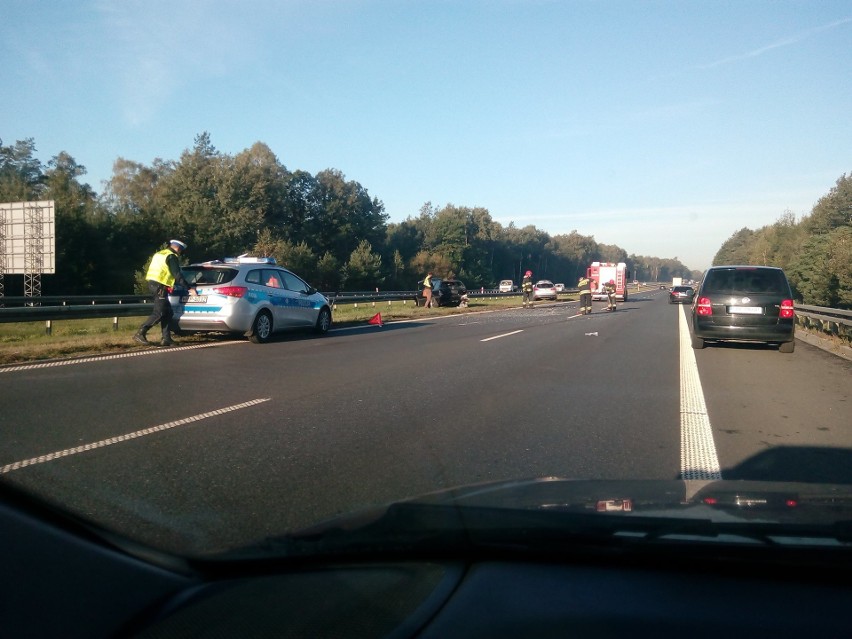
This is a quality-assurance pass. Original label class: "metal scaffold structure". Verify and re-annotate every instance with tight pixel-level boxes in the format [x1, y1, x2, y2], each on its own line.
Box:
[24, 202, 46, 298]
[0, 205, 6, 303]
[0, 201, 56, 304]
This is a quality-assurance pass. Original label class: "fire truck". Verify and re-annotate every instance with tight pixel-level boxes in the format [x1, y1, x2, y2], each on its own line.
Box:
[587, 262, 629, 302]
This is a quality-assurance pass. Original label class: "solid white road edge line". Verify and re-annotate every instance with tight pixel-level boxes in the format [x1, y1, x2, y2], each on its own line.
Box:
[679, 305, 722, 481]
[0, 398, 272, 474]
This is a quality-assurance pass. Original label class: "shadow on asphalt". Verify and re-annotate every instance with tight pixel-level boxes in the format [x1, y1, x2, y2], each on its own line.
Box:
[722, 446, 852, 484]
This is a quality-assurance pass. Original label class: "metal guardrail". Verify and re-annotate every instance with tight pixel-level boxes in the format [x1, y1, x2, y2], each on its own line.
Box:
[0, 295, 150, 305]
[1, 292, 848, 342]
[0, 289, 567, 325]
[794, 304, 852, 341]
[795, 304, 852, 320]
[328, 289, 540, 301]
[0, 296, 154, 333]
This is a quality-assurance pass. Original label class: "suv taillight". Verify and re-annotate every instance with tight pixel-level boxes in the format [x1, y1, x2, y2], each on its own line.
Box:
[215, 286, 248, 298]
[779, 299, 794, 319]
[696, 297, 712, 316]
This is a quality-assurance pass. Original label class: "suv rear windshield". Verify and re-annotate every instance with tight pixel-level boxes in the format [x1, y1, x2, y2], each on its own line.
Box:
[181, 266, 239, 285]
[702, 268, 789, 295]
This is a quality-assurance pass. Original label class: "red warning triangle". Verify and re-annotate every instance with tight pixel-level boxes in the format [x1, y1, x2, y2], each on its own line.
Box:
[368, 312, 383, 327]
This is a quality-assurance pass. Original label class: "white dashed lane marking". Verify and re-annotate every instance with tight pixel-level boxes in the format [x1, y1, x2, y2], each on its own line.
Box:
[0, 398, 271, 474]
[0, 340, 245, 374]
[481, 330, 524, 342]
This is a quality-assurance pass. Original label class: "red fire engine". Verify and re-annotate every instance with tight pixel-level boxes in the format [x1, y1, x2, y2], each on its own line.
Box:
[587, 262, 629, 302]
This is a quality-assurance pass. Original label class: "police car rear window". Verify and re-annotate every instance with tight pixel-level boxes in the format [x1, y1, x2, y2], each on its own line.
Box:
[182, 267, 239, 285]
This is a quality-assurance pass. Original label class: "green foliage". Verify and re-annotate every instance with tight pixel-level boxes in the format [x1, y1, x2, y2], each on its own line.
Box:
[712, 179, 852, 308]
[788, 227, 852, 308]
[712, 227, 755, 266]
[0, 137, 45, 200]
[134, 253, 155, 294]
[343, 240, 384, 290]
[628, 255, 692, 283]
[316, 252, 342, 291]
[805, 174, 852, 235]
[17, 134, 850, 310]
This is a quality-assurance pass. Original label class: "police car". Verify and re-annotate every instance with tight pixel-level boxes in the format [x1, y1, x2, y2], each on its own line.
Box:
[168, 256, 332, 343]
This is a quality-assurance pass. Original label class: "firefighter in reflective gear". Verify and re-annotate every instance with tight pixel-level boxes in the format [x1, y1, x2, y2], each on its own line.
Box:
[578, 275, 592, 315]
[134, 240, 196, 347]
[521, 270, 534, 308]
[604, 279, 617, 311]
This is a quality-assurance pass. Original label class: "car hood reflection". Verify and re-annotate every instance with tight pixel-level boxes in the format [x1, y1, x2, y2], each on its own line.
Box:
[221, 478, 852, 560]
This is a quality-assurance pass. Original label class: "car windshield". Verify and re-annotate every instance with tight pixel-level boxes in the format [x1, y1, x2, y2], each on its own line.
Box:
[1, 2, 851, 572]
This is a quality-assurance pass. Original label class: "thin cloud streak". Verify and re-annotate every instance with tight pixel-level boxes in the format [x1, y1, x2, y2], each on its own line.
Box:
[698, 16, 852, 70]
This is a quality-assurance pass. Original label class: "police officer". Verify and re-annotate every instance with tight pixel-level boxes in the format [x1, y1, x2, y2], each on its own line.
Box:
[578, 274, 592, 315]
[522, 270, 534, 308]
[134, 240, 197, 346]
[604, 279, 617, 312]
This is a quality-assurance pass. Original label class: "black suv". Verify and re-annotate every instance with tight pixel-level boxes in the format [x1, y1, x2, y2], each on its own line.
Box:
[418, 278, 467, 307]
[691, 266, 795, 353]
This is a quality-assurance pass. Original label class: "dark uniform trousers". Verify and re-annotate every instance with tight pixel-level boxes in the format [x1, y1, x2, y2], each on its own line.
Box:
[140, 281, 174, 340]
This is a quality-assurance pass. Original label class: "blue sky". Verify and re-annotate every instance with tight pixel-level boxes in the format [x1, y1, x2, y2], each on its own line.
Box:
[2, 1, 850, 270]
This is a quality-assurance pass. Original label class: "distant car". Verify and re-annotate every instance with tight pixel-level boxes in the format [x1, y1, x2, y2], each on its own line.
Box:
[498, 279, 514, 293]
[554, 283, 565, 292]
[668, 285, 695, 304]
[418, 278, 467, 307]
[691, 265, 795, 353]
[169, 256, 332, 343]
[533, 280, 557, 301]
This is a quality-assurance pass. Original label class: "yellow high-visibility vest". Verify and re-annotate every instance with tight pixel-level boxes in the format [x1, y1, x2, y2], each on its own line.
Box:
[146, 249, 176, 287]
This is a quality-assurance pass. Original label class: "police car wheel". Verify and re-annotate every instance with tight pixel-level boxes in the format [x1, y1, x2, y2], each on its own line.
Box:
[250, 310, 273, 344]
[315, 307, 332, 334]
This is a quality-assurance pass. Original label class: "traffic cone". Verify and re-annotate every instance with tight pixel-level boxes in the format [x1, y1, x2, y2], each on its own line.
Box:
[368, 312, 383, 327]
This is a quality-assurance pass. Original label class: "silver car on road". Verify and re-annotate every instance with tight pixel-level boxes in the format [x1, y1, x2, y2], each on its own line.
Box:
[169, 256, 332, 343]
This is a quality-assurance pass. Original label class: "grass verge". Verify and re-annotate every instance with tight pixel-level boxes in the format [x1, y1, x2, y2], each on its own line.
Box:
[0, 295, 556, 366]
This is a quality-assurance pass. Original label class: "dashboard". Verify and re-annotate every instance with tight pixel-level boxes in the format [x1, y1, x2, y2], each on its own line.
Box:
[3, 484, 850, 638]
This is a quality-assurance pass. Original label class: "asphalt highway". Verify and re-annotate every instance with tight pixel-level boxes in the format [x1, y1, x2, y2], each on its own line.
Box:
[1, 289, 850, 554]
